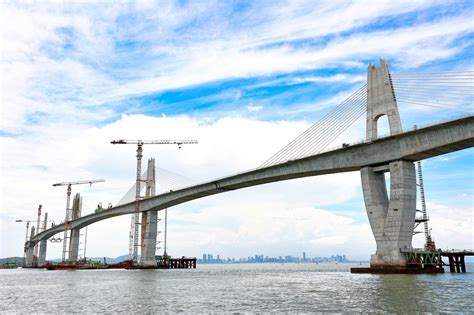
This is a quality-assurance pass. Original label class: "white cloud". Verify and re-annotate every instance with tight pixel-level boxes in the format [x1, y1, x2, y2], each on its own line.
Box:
[1, 1, 472, 133]
[246, 105, 264, 112]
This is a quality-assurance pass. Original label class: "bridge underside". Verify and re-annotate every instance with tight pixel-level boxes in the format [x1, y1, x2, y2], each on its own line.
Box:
[29, 116, 474, 261]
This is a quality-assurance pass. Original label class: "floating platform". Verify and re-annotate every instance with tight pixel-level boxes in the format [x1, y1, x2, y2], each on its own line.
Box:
[126, 257, 197, 269]
[352, 250, 444, 274]
[44, 260, 135, 270]
[351, 267, 444, 274]
[352, 249, 473, 274]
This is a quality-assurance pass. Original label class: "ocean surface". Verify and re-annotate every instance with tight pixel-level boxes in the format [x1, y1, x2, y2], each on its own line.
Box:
[1, 262, 473, 313]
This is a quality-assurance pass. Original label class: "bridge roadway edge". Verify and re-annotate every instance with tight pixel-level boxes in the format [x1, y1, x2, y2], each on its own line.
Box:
[30, 116, 474, 245]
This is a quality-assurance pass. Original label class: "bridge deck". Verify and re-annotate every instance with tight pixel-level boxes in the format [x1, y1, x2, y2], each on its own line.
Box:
[30, 115, 474, 244]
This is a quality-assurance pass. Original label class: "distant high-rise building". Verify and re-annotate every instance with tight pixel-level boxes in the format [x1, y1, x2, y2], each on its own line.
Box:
[303, 252, 306, 261]
[203, 254, 207, 262]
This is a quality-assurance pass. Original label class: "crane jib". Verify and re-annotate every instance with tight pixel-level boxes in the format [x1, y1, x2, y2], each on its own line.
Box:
[52, 179, 106, 187]
[111, 139, 198, 145]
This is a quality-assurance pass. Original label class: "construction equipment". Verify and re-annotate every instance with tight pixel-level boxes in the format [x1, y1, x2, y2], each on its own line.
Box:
[416, 160, 436, 251]
[111, 139, 198, 262]
[52, 179, 105, 262]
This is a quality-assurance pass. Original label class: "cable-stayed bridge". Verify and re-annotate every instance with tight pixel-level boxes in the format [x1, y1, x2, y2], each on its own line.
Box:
[26, 60, 474, 271]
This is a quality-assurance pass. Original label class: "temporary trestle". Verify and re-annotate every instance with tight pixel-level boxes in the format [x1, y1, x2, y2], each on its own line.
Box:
[169, 258, 196, 269]
[445, 254, 467, 273]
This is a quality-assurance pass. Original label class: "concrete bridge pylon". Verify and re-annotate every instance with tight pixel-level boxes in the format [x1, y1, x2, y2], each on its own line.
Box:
[140, 158, 159, 266]
[361, 59, 416, 269]
[38, 212, 48, 266]
[68, 193, 82, 262]
[25, 225, 35, 267]
[366, 59, 402, 142]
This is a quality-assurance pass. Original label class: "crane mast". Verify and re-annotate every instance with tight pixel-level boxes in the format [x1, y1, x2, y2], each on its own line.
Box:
[111, 139, 198, 263]
[53, 179, 105, 262]
[416, 161, 436, 251]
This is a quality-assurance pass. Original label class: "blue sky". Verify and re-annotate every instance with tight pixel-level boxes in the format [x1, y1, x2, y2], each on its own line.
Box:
[0, 1, 472, 260]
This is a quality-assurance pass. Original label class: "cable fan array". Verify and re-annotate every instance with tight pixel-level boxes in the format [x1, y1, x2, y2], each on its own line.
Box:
[391, 71, 474, 113]
[116, 166, 198, 206]
[260, 85, 367, 168]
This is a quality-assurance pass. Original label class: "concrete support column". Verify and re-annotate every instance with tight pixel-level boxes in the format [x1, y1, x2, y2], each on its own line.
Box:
[68, 194, 82, 262]
[141, 211, 159, 266]
[69, 229, 80, 262]
[140, 158, 157, 266]
[38, 239, 48, 266]
[38, 213, 48, 266]
[25, 246, 34, 267]
[361, 160, 416, 268]
[25, 226, 35, 267]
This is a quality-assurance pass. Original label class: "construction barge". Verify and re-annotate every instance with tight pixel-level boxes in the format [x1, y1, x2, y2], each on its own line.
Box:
[44, 256, 197, 270]
[351, 249, 473, 274]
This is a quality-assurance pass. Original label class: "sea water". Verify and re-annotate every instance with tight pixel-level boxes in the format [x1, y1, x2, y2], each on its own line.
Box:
[1, 262, 473, 313]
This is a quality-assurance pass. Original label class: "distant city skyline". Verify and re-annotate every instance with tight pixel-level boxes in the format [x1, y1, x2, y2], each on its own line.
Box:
[200, 252, 350, 264]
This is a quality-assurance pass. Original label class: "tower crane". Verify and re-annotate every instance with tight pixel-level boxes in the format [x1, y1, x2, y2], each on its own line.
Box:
[416, 161, 436, 251]
[111, 139, 198, 262]
[53, 179, 105, 262]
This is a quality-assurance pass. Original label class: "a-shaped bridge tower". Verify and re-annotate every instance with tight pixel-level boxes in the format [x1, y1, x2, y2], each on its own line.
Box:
[361, 60, 416, 268]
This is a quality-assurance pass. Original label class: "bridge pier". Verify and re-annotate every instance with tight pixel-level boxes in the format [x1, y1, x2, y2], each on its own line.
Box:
[68, 194, 82, 262]
[141, 210, 159, 266]
[25, 226, 36, 267]
[140, 158, 158, 266]
[38, 213, 48, 266]
[361, 160, 417, 269]
[38, 239, 48, 266]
